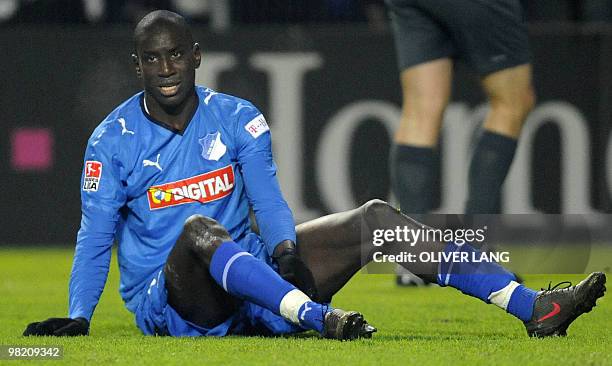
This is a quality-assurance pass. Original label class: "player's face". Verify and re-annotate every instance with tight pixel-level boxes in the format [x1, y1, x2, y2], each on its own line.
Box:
[134, 26, 201, 110]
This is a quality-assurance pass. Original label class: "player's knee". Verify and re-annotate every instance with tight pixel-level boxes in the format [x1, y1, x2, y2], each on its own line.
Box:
[510, 86, 536, 117]
[361, 199, 398, 222]
[522, 87, 536, 114]
[403, 95, 447, 125]
[489, 86, 535, 120]
[182, 214, 232, 259]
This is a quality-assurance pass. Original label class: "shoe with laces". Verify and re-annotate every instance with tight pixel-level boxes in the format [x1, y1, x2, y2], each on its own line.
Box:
[524, 272, 606, 337]
[322, 309, 377, 340]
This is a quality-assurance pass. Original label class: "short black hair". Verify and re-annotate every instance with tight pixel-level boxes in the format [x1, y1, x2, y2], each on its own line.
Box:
[133, 10, 193, 52]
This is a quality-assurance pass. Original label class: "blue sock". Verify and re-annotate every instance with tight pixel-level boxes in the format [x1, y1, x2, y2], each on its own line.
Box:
[437, 242, 536, 321]
[507, 285, 538, 322]
[209, 241, 296, 314]
[209, 241, 329, 332]
[297, 302, 328, 333]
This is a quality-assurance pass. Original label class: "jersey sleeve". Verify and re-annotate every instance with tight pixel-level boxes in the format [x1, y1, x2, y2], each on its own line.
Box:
[234, 103, 296, 256]
[69, 122, 128, 321]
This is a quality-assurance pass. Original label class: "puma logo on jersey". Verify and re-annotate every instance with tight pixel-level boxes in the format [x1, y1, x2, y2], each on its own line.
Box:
[118, 118, 135, 135]
[147, 165, 235, 210]
[203, 90, 219, 105]
[143, 154, 163, 171]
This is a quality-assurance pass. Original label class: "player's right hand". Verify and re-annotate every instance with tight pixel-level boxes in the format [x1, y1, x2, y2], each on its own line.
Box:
[23, 317, 89, 336]
[273, 241, 319, 301]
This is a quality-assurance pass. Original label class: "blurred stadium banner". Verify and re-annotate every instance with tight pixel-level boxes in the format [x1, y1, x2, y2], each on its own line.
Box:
[1, 25, 611, 244]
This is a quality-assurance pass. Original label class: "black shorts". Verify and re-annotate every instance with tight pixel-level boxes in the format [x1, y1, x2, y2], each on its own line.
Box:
[386, 0, 531, 75]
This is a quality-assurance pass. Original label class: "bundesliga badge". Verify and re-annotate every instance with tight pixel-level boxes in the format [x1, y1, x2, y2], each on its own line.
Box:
[83, 160, 102, 192]
[198, 131, 227, 161]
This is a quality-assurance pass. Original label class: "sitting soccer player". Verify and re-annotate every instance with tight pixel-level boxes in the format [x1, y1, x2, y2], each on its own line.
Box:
[23, 10, 606, 340]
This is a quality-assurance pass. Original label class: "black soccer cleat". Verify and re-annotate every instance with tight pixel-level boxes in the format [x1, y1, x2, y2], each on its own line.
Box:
[322, 309, 377, 340]
[524, 272, 606, 338]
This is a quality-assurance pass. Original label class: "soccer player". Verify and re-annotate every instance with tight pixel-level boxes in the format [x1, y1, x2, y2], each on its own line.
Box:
[386, 0, 535, 214]
[19, 10, 374, 340]
[24, 10, 605, 340]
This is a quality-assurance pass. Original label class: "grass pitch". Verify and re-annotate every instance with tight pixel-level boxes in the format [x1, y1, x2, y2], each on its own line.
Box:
[1, 247, 610, 365]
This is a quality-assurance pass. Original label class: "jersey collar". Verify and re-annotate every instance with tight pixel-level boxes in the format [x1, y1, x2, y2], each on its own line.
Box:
[139, 93, 199, 136]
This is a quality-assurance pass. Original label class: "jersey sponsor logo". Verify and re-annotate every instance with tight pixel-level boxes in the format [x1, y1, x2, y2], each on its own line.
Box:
[147, 165, 235, 210]
[198, 131, 227, 161]
[83, 160, 102, 192]
[245, 114, 269, 139]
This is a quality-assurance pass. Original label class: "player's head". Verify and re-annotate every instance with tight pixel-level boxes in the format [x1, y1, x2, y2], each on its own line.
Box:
[132, 10, 201, 110]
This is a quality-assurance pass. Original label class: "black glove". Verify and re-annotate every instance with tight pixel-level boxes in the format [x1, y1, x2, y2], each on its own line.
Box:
[274, 241, 319, 301]
[23, 317, 89, 336]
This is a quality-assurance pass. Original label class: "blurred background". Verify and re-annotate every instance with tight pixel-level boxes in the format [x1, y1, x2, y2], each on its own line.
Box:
[1, 0, 612, 244]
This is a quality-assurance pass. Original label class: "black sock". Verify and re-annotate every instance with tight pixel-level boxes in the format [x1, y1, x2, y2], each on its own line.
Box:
[465, 131, 518, 214]
[390, 144, 438, 214]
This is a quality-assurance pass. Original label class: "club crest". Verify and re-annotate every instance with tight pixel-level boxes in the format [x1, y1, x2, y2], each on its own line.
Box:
[198, 131, 227, 161]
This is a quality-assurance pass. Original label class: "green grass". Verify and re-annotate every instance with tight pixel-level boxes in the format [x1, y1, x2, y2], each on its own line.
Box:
[1, 247, 610, 365]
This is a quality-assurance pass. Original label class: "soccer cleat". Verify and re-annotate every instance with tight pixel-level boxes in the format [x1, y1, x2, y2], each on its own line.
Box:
[322, 309, 377, 340]
[524, 272, 606, 337]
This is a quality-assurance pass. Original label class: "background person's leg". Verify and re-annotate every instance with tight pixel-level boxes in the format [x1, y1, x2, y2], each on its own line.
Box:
[465, 64, 535, 213]
[386, 0, 455, 285]
[391, 59, 452, 213]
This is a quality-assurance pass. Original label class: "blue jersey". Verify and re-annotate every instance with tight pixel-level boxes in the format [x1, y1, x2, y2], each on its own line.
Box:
[69, 86, 296, 321]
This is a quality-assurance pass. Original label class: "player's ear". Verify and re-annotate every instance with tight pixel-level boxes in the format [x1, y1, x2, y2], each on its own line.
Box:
[193, 43, 201, 69]
[131, 53, 142, 78]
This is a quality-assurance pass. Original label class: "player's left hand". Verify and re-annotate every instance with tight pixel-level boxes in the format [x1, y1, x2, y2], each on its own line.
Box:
[274, 242, 319, 301]
[23, 317, 89, 336]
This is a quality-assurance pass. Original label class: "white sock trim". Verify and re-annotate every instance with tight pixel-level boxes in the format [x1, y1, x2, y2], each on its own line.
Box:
[488, 281, 521, 310]
[222, 252, 251, 291]
[279, 289, 311, 324]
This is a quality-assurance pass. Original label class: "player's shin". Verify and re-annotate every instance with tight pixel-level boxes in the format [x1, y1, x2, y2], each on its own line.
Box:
[208, 241, 326, 332]
[465, 131, 518, 214]
[437, 242, 537, 322]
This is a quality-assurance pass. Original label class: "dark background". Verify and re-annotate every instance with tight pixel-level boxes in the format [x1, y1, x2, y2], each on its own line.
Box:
[2, 7, 612, 244]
